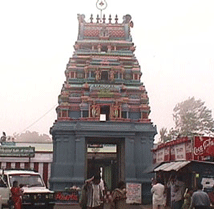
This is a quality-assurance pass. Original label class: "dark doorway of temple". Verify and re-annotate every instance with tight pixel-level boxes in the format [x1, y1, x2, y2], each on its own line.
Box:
[87, 156, 117, 191]
[100, 105, 110, 120]
[101, 71, 109, 81]
[86, 138, 125, 191]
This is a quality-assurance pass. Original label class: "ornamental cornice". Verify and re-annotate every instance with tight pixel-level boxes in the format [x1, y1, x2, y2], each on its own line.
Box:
[121, 97, 129, 102]
[132, 68, 140, 71]
[140, 104, 150, 109]
[75, 51, 133, 56]
[84, 65, 123, 70]
[58, 102, 70, 107]
[81, 95, 89, 102]
[51, 121, 156, 134]
[76, 40, 133, 45]
[69, 104, 80, 107]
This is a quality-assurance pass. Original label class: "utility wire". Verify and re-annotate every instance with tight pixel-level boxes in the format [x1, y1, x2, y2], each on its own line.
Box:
[20, 104, 57, 134]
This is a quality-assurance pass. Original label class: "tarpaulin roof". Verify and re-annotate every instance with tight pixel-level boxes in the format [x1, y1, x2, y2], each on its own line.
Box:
[154, 161, 191, 172]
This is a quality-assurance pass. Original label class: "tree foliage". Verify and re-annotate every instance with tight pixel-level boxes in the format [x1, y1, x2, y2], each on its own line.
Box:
[173, 97, 214, 136]
[13, 131, 52, 143]
[159, 97, 214, 142]
[159, 127, 168, 143]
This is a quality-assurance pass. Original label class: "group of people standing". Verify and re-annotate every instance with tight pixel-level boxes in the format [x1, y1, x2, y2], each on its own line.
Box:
[151, 174, 212, 209]
[79, 175, 127, 209]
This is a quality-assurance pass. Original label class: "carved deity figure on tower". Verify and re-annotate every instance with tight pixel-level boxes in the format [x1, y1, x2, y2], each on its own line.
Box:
[100, 26, 109, 37]
[111, 102, 120, 119]
[110, 70, 114, 81]
[95, 70, 101, 80]
[114, 107, 119, 118]
[91, 103, 99, 118]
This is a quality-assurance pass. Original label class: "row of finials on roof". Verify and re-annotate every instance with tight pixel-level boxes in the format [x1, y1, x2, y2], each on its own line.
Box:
[79, 14, 132, 25]
[90, 14, 120, 24]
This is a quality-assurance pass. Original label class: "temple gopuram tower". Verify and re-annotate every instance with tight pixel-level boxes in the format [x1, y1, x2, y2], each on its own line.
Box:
[50, 2, 157, 203]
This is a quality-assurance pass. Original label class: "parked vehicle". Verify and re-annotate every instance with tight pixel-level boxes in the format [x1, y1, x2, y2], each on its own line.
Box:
[0, 169, 55, 209]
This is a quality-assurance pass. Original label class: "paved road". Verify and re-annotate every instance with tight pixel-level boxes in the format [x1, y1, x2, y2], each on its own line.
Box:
[54, 204, 80, 209]
[54, 203, 152, 209]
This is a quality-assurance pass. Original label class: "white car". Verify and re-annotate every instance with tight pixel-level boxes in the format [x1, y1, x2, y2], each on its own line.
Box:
[0, 169, 55, 209]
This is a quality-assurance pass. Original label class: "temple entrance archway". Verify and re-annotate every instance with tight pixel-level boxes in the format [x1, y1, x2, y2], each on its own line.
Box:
[86, 137, 125, 191]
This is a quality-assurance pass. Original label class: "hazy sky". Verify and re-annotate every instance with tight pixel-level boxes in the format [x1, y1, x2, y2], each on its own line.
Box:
[1, 0, 214, 142]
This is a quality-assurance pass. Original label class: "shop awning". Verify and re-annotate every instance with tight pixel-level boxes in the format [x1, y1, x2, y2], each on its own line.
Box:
[154, 161, 191, 172]
[143, 162, 163, 173]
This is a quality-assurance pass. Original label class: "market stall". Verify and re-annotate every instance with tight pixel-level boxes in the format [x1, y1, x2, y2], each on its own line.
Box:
[153, 160, 214, 206]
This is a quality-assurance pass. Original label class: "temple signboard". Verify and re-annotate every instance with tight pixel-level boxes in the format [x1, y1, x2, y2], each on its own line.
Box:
[126, 183, 142, 204]
[0, 146, 35, 157]
[90, 84, 121, 92]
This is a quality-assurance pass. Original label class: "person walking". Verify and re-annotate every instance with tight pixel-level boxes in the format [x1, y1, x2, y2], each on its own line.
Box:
[11, 180, 22, 209]
[80, 175, 104, 209]
[151, 177, 165, 209]
[112, 181, 127, 209]
[182, 187, 193, 209]
[167, 175, 185, 209]
[190, 183, 210, 209]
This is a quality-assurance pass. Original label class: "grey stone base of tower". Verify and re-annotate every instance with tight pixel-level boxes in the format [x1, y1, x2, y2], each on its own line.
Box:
[50, 120, 156, 204]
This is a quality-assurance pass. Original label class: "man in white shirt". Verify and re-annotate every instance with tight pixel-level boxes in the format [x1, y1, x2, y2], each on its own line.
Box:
[151, 178, 165, 209]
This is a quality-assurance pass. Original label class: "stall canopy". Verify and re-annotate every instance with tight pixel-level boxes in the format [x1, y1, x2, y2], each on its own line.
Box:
[143, 162, 163, 173]
[154, 161, 191, 172]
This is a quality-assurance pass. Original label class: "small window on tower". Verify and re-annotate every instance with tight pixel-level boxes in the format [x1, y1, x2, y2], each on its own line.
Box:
[114, 72, 121, 79]
[134, 74, 138, 80]
[62, 110, 68, 117]
[83, 110, 88, 117]
[101, 46, 108, 53]
[91, 71, 95, 78]
[124, 74, 131, 80]
[142, 112, 148, 119]
[100, 105, 110, 120]
[70, 71, 75, 78]
[77, 73, 84, 79]
[101, 71, 109, 81]
[122, 111, 127, 118]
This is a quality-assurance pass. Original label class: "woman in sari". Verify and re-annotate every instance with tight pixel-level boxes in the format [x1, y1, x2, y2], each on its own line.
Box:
[11, 180, 22, 209]
[112, 181, 127, 209]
